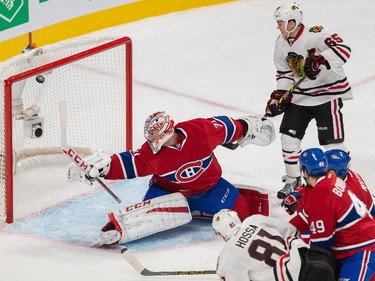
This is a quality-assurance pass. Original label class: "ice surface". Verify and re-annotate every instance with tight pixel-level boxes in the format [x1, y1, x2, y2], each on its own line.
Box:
[1, 0, 374, 280]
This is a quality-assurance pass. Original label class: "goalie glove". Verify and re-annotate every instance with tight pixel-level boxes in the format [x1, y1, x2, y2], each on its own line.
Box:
[67, 151, 111, 186]
[237, 116, 275, 147]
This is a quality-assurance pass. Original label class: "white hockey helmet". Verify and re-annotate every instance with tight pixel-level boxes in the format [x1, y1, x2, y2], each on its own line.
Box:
[274, 2, 303, 26]
[144, 111, 175, 154]
[212, 209, 241, 241]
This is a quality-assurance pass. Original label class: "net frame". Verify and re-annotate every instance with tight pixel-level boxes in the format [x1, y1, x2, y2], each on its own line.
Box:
[1, 36, 133, 223]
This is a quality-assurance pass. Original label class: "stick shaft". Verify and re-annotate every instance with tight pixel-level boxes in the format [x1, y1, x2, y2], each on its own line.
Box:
[59, 101, 121, 203]
[278, 75, 306, 103]
[121, 247, 216, 276]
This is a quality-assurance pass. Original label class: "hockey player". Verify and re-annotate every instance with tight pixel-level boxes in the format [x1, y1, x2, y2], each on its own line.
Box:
[265, 1, 353, 199]
[68, 111, 275, 246]
[212, 209, 338, 281]
[290, 148, 375, 281]
[325, 149, 375, 216]
[282, 149, 375, 217]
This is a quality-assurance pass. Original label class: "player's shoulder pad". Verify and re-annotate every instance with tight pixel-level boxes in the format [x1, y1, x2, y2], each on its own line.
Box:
[309, 26, 324, 33]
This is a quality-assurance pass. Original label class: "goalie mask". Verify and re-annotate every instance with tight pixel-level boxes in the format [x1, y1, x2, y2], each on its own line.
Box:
[212, 209, 241, 241]
[274, 2, 303, 32]
[144, 111, 175, 154]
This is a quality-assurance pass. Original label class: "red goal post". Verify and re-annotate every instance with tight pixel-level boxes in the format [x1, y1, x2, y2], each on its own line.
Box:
[0, 36, 133, 223]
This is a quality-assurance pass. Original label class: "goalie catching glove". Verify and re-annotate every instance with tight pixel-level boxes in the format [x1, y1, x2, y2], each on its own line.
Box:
[67, 151, 111, 186]
[236, 115, 275, 147]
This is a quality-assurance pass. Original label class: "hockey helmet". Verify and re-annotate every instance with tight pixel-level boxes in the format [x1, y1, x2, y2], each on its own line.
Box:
[144, 111, 175, 154]
[299, 148, 328, 176]
[212, 209, 241, 241]
[325, 149, 350, 178]
[274, 2, 303, 26]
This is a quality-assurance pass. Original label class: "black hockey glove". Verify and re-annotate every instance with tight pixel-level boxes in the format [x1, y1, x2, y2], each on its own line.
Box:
[304, 48, 329, 80]
[265, 90, 290, 117]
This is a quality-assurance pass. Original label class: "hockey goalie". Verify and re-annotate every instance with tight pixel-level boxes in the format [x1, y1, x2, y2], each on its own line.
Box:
[68, 111, 275, 245]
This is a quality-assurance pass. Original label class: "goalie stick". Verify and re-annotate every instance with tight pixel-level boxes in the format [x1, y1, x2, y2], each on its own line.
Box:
[121, 247, 217, 276]
[58, 100, 121, 204]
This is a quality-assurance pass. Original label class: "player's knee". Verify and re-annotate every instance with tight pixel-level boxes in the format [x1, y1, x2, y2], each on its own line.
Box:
[281, 134, 302, 151]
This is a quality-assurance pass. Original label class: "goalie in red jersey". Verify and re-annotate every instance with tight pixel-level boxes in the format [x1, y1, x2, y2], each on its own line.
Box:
[68, 111, 275, 246]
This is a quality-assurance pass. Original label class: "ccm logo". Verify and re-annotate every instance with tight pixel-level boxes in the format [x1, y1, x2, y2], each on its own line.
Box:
[64, 148, 89, 172]
[125, 200, 151, 212]
[221, 188, 230, 203]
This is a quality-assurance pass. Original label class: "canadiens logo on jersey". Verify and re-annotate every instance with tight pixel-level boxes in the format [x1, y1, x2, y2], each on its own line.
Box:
[169, 155, 213, 183]
[175, 155, 212, 183]
[309, 25, 324, 33]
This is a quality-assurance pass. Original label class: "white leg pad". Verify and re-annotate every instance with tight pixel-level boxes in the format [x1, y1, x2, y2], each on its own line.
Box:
[98, 192, 192, 245]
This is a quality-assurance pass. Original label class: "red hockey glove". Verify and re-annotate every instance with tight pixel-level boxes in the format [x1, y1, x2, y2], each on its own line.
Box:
[281, 186, 305, 215]
[304, 48, 328, 80]
[265, 90, 291, 117]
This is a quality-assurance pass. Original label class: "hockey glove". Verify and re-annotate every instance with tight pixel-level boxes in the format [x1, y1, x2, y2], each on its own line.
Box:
[265, 90, 290, 117]
[237, 116, 275, 147]
[281, 186, 305, 215]
[304, 48, 328, 80]
[68, 151, 111, 186]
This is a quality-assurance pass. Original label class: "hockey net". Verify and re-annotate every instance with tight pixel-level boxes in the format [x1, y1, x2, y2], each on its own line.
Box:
[0, 36, 133, 223]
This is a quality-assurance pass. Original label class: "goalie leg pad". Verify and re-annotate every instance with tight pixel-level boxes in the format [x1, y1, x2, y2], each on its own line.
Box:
[93, 192, 192, 246]
[231, 188, 269, 220]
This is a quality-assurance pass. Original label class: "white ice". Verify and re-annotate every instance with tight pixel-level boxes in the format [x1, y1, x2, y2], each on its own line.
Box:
[1, 0, 375, 280]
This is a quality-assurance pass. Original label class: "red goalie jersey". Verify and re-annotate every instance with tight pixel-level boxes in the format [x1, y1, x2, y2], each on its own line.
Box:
[105, 116, 243, 196]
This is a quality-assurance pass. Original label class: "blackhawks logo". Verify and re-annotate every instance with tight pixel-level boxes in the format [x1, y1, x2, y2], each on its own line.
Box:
[309, 26, 324, 33]
[286, 52, 305, 78]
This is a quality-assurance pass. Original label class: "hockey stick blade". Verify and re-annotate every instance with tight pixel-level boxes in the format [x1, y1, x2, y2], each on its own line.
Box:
[58, 100, 121, 204]
[121, 247, 217, 276]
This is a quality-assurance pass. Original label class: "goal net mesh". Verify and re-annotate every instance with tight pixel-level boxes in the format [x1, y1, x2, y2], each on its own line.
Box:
[0, 36, 132, 222]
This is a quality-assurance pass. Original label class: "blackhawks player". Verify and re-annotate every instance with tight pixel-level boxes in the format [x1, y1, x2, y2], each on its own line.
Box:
[264, 1, 353, 199]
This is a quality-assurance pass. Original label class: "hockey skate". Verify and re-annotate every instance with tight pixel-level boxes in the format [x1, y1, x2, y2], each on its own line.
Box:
[277, 176, 301, 199]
